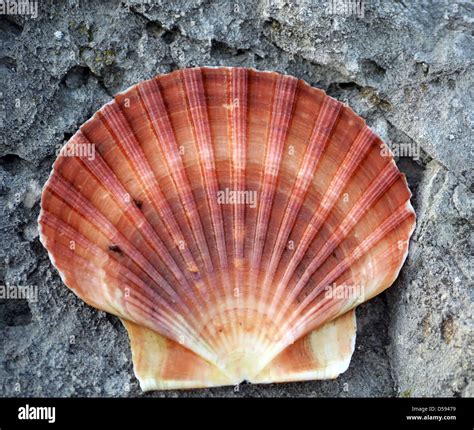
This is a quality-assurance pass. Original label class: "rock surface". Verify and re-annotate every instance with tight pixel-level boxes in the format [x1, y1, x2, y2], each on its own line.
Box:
[0, 0, 472, 397]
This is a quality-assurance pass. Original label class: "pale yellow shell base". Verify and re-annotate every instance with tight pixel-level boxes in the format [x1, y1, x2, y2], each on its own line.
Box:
[122, 310, 356, 391]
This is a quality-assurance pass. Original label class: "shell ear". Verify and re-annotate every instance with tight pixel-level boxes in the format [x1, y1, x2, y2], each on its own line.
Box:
[122, 319, 233, 391]
[252, 309, 356, 384]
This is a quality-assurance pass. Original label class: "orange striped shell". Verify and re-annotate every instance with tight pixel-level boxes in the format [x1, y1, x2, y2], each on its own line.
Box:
[39, 67, 415, 390]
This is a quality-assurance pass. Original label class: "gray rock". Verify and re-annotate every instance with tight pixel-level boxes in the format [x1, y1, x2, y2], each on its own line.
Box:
[387, 160, 473, 397]
[0, 0, 472, 397]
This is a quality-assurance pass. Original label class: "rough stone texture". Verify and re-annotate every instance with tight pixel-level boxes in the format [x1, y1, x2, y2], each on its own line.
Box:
[0, 0, 472, 397]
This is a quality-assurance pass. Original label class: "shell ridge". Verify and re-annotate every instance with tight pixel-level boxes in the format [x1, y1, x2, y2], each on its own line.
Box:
[272, 97, 344, 298]
[256, 90, 342, 350]
[96, 103, 207, 287]
[168, 70, 240, 354]
[123, 299, 217, 363]
[40, 212, 206, 352]
[97, 99, 233, 348]
[286, 202, 415, 342]
[181, 68, 230, 273]
[180, 68, 236, 355]
[73, 131, 205, 313]
[263, 96, 343, 316]
[137, 78, 214, 275]
[136, 76, 222, 318]
[249, 75, 298, 281]
[119, 83, 227, 353]
[226, 67, 248, 349]
[270, 125, 377, 315]
[272, 160, 402, 331]
[45, 172, 220, 354]
[231, 68, 249, 350]
[135, 81, 217, 308]
[80, 114, 216, 332]
[46, 174, 189, 309]
[274, 167, 406, 341]
[249, 75, 299, 327]
[241, 70, 274, 350]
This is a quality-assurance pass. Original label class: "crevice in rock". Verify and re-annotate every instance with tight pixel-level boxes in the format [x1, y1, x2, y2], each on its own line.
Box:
[144, 20, 161, 37]
[60, 65, 91, 89]
[327, 81, 362, 95]
[78, 64, 115, 98]
[0, 15, 23, 36]
[162, 27, 179, 45]
[210, 40, 250, 57]
[128, 4, 154, 24]
[414, 61, 430, 77]
[361, 59, 386, 79]
[396, 158, 425, 207]
[30, 237, 46, 259]
[0, 299, 32, 328]
[263, 17, 282, 32]
[0, 153, 28, 173]
[0, 56, 17, 72]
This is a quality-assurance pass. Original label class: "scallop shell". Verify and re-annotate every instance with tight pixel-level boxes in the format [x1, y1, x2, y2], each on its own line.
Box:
[39, 67, 416, 390]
